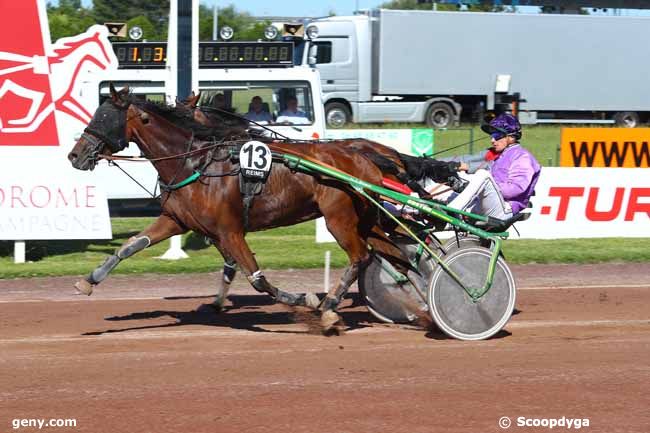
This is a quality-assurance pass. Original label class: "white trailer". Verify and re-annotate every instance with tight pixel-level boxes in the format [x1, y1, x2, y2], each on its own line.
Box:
[301, 9, 650, 128]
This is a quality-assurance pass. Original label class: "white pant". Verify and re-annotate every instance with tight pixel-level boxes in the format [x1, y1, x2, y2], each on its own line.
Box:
[446, 169, 512, 220]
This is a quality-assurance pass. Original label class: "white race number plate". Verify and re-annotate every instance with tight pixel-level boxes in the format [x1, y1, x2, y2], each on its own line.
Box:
[239, 140, 272, 179]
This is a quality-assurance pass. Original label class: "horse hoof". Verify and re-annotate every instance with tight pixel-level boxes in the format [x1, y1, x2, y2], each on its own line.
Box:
[74, 279, 94, 296]
[321, 310, 343, 335]
[304, 293, 320, 310]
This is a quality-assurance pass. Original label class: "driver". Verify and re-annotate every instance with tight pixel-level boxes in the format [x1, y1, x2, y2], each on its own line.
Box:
[439, 113, 541, 219]
[386, 113, 540, 221]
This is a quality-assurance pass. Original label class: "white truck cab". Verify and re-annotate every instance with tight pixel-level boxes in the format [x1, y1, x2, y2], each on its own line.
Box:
[299, 13, 461, 129]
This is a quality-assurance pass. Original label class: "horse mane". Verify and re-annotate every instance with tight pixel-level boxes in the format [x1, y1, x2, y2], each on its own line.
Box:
[129, 96, 236, 140]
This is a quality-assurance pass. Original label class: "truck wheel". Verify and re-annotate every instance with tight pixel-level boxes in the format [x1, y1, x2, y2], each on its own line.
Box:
[325, 103, 351, 129]
[614, 111, 640, 128]
[426, 102, 455, 129]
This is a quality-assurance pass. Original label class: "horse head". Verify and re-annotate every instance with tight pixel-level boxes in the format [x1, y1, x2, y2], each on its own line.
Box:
[69, 84, 228, 172]
[68, 83, 132, 170]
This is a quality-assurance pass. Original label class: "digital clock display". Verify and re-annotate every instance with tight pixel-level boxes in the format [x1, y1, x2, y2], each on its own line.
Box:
[112, 42, 293, 69]
[113, 43, 167, 69]
[198, 42, 293, 67]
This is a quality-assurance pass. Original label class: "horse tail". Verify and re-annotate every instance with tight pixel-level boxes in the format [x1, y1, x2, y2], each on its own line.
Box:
[397, 153, 460, 184]
[357, 151, 428, 197]
[358, 149, 449, 183]
[361, 151, 402, 177]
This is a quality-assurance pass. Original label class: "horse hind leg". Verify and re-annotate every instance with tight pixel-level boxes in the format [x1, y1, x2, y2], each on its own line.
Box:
[319, 255, 372, 333]
[74, 215, 185, 295]
[317, 210, 374, 334]
[218, 231, 317, 308]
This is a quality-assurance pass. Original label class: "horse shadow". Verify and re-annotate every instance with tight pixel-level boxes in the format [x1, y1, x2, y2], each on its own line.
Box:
[83, 292, 374, 337]
[83, 293, 516, 340]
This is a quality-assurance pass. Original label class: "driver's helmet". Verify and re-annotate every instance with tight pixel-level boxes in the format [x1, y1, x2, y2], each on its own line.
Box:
[481, 113, 522, 140]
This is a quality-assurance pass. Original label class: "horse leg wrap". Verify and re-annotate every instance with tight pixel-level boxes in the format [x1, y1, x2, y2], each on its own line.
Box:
[247, 271, 305, 306]
[88, 254, 120, 285]
[117, 236, 151, 259]
[223, 260, 237, 284]
[322, 261, 365, 308]
[247, 271, 268, 294]
[87, 236, 151, 286]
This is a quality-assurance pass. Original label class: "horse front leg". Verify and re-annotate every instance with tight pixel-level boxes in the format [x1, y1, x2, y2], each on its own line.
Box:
[217, 231, 318, 308]
[74, 214, 186, 295]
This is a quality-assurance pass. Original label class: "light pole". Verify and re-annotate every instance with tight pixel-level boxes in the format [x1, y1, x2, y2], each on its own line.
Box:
[212, 1, 218, 41]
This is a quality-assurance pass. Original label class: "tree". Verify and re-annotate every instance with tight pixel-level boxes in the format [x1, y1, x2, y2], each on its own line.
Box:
[91, 0, 170, 33]
[47, 0, 95, 42]
[198, 4, 271, 41]
[46, 1, 270, 42]
[540, 6, 589, 14]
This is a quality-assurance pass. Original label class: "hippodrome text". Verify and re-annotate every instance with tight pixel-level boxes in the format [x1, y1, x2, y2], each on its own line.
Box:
[0, 185, 97, 209]
[0, 184, 111, 239]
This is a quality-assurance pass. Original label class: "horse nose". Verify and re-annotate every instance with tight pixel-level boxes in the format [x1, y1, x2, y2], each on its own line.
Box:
[67, 151, 78, 163]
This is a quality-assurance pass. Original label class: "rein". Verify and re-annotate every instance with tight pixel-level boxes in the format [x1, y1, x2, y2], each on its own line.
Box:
[98, 138, 232, 163]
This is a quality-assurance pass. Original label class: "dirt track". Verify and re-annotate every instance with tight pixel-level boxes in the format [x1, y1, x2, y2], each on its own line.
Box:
[1, 263, 649, 433]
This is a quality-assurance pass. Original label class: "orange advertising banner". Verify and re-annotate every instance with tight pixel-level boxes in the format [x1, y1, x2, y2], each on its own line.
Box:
[560, 128, 650, 168]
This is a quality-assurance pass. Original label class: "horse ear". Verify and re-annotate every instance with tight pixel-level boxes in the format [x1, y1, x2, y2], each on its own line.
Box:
[118, 85, 130, 96]
[189, 92, 200, 108]
[109, 82, 117, 99]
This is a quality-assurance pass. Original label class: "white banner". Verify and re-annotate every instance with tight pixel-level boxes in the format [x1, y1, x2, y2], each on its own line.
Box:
[0, 167, 111, 240]
[324, 128, 434, 156]
[316, 167, 650, 242]
[0, 13, 114, 240]
[513, 167, 649, 239]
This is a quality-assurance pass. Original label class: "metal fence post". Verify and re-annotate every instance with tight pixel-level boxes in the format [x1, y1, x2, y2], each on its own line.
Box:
[324, 250, 331, 293]
[14, 241, 25, 264]
[469, 128, 474, 154]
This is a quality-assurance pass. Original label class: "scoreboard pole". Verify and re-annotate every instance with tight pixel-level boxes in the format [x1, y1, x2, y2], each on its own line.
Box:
[165, 0, 199, 104]
[161, 0, 199, 260]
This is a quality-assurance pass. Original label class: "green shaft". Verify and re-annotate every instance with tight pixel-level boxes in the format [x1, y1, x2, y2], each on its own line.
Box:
[280, 152, 505, 301]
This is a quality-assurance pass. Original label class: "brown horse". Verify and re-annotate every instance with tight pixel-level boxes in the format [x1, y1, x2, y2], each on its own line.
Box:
[179, 92, 463, 309]
[68, 85, 419, 332]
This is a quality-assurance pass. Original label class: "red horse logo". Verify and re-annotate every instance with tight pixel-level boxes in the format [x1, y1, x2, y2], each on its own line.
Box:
[0, 1, 117, 146]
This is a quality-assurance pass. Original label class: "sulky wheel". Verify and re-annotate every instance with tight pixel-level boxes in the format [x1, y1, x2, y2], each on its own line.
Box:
[359, 238, 437, 324]
[428, 246, 516, 340]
